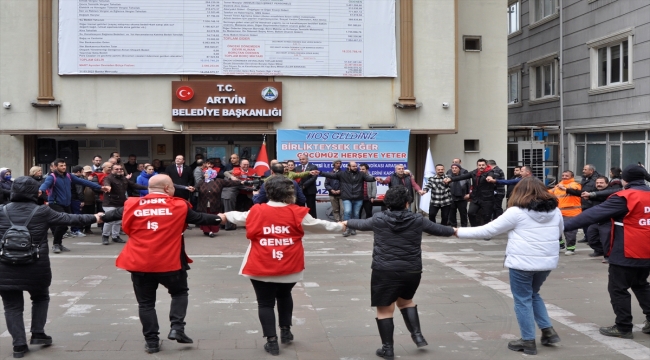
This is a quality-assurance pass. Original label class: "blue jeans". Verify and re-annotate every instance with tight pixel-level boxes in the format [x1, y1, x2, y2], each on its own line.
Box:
[509, 269, 553, 340]
[70, 199, 82, 232]
[342, 200, 363, 221]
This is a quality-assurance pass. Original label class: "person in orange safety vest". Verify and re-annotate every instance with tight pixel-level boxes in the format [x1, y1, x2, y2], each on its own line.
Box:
[549, 170, 582, 255]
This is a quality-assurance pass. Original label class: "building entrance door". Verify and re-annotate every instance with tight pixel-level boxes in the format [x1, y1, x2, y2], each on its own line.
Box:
[192, 144, 261, 166]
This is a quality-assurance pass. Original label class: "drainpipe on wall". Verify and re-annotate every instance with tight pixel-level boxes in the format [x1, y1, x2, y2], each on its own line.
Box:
[559, 0, 565, 172]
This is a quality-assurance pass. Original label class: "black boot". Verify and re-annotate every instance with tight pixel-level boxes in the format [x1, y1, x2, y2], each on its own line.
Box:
[508, 338, 537, 355]
[13, 345, 28, 358]
[540, 327, 560, 345]
[30, 332, 52, 345]
[264, 336, 279, 356]
[400, 306, 428, 347]
[280, 326, 294, 344]
[375, 318, 395, 359]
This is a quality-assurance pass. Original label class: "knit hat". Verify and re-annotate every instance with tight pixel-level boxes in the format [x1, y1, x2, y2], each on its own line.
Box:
[332, 159, 342, 165]
[622, 164, 647, 182]
[450, 163, 460, 169]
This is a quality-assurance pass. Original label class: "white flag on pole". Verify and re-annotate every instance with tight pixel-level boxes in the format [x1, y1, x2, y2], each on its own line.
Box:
[419, 147, 435, 212]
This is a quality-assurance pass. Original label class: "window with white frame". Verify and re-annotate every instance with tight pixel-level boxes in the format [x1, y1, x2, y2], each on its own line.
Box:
[535, 63, 555, 98]
[508, 67, 521, 105]
[534, 0, 556, 22]
[529, 0, 558, 29]
[508, 1, 520, 35]
[527, 53, 558, 103]
[587, 29, 634, 93]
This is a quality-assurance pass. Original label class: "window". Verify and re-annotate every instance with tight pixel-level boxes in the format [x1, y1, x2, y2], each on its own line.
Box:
[464, 139, 479, 152]
[534, 0, 555, 22]
[527, 54, 558, 103]
[463, 36, 481, 52]
[507, 65, 522, 107]
[529, 0, 558, 29]
[574, 131, 647, 174]
[598, 41, 629, 86]
[588, 28, 634, 94]
[508, 2, 520, 35]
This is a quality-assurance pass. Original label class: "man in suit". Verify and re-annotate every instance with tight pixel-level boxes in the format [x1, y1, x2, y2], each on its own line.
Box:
[296, 154, 319, 218]
[165, 155, 195, 200]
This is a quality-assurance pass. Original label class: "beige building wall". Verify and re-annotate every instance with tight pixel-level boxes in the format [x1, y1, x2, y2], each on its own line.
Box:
[431, 0, 508, 171]
[0, 0, 505, 176]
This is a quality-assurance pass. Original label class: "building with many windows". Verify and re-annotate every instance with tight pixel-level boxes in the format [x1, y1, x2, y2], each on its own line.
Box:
[507, 0, 649, 181]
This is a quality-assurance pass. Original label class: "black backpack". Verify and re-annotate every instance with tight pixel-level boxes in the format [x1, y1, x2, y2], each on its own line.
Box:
[0, 205, 40, 265]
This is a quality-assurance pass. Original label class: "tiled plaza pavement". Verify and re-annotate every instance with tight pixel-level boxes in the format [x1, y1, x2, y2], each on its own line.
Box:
[0, 221, 649, 359]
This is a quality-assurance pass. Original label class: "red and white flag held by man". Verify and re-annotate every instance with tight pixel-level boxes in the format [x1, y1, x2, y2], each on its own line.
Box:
[254, 140, 270, 176]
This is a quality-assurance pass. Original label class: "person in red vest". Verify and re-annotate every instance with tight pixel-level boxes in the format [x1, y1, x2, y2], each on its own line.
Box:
[102, 174, 222, 354]
[225, 159, 257, 212]
[563, 164, 650, 339]
[218, 176, 344, 356]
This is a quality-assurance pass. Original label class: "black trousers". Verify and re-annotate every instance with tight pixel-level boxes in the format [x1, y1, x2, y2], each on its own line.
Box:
[360, 199, 373, 219]
[0, 289, 49, 346]
[468, 200, 493, 227]
[493, 195, 505, 219]
[48, 204, 71, 246]
[428, 203, 451, 226]
[305, 194, 317, 218]
[607, 264, 650, 332]
[131, 271, 189, 342]
[250, 280, 296, 338]
[587, 223, 610, 255]
[82, 204, 96, 232]
[449, 199, 468, 227]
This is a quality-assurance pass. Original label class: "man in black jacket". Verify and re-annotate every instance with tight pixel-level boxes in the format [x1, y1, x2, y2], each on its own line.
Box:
[564, 164, 650, 339]
[316, 161, 375, 236]
[488, 160, 505, 219]
[581, 176, 623, 260]
[445, 158, 495, 227]
[448, 164, 470, 227]
[567, 164, 599, 241]
[446, 158, 470, 176]
[165, 155, 195, 201]
[102, 164, 148, 245]
[324, 160, 343, 221]
[296, 154, 319, 218]
[377, 165, 424, 208]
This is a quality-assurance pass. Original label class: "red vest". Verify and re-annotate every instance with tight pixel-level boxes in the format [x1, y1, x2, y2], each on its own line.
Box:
[232, 168, 257, 194]
[116, 194, 192, 272]
[242, 204, 310, 276]
[611, 189, 650, 259]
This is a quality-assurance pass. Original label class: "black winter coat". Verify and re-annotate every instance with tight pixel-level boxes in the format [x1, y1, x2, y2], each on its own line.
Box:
[450, 168, 496, 203]
[0, 177, 97, 291]
[320, 169, 376, 200]
[347, 210, 454, 271]
[564, 180, 650, 268]
[492, 166, 505, 196]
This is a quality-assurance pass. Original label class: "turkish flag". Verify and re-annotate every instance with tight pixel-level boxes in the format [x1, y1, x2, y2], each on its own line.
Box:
[254, 141, 270, 176]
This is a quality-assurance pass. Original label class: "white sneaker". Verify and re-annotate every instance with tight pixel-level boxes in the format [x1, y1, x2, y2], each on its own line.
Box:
[74, 231, 86, 237]
[565, 250, 575, 256]
[63, 231, 73, 238]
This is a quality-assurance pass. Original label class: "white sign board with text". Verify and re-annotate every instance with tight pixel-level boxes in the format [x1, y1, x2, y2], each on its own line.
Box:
[59, 0, 397, 77]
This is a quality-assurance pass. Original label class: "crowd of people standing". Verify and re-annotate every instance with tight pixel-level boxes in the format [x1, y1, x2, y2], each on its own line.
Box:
[1, 151, 649, 359]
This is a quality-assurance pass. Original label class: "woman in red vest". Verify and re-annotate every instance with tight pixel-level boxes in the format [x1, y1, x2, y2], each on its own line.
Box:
[219, 176, 344, 356]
